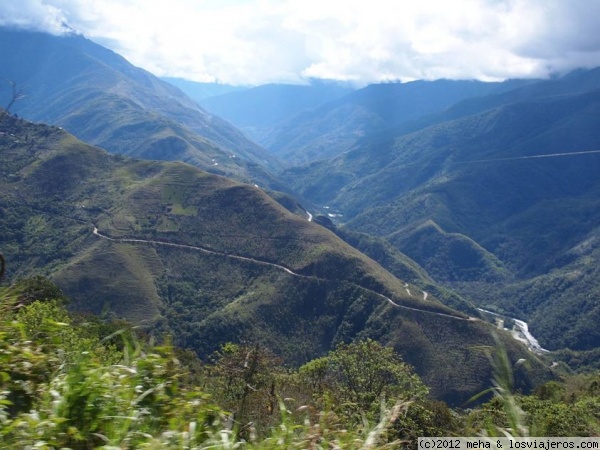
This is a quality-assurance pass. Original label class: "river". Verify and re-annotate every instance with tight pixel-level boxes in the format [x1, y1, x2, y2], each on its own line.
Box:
[477, 308, 549, 355]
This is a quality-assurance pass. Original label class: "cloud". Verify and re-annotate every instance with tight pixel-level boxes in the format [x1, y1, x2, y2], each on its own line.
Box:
[505, 0, 600, 73]
[0, 0, 69, 34]
[3, 0, 600, 85]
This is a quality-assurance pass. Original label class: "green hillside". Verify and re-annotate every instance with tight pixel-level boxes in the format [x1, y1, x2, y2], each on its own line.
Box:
[388, 220, 510, 283]
[0, 112, 551, 404]
[2, 294, 595, 448]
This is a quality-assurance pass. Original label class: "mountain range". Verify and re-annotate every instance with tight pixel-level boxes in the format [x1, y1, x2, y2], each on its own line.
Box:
[2, 25, 597, 402]
[197, 81, 354, 145]
[280, 70, 600, 355]
[0, 111, 551, 403]
[197, 78, 535, 166]
[160, 77, 246, 102]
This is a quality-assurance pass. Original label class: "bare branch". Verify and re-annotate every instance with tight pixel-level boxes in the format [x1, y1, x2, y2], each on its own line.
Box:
[3, 79, 26, 113]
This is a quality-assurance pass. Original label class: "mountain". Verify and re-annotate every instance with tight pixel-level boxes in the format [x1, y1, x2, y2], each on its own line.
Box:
[283, 75, 600, 355]
[198, 81, 354, 143]
[0, 28, 282, 188]
[0, 112, 551, 404]
[394, 67, 600, 137]
[161, 77, 247, 102]
[257, 79, 532, 165]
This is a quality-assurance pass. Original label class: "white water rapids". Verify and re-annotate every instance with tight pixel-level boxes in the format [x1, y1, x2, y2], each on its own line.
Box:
[477, 308, 548, 354]
[511, 319, 549, 354]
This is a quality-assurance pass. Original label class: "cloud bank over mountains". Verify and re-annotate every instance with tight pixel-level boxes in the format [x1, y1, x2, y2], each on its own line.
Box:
[2, 0, 600, 85]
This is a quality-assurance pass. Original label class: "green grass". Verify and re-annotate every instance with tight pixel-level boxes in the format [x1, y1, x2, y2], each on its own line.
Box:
[169, 203, 198, 216]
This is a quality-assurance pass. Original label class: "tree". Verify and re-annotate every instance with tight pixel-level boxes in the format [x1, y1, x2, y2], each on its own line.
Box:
[391, 400, 458, 448]
[299, 339, 428, 421]
[2, 79, 26, 113]
[11, 276, 69, 307]
[206, 342, 282, 429]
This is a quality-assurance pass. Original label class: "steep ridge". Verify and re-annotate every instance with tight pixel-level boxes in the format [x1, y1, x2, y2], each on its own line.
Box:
[0, 113, 551, 404]
[408, 67, 600, 134]
[0, 27, 282, 188]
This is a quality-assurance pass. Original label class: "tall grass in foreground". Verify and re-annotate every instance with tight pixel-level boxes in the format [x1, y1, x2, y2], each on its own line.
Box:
[468, 340, 529, 438]
[3, 281, 596, 448]
[467, 342, 600, 438]
[0, 287, 411, 449]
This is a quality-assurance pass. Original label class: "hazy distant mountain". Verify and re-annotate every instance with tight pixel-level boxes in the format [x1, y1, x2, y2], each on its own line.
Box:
[0, 113, 551, 403]
[259, 79, 531, 165]
[200, 81, 354, 127]
[161, 77, 248, 102]
[397, 67, 600, 136]
[0, 28, 282, 188]
[199, 81, 355, 143]
[284, 77, 600, 353]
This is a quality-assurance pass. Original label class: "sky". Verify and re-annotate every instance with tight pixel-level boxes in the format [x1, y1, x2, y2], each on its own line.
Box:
[2, 0, 600, 86]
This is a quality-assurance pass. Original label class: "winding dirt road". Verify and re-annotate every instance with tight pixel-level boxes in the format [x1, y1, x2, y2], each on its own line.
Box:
[92, 225, 474, 322]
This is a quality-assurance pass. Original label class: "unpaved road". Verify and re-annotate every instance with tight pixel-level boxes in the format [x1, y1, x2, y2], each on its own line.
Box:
[93, 225, 475, 322]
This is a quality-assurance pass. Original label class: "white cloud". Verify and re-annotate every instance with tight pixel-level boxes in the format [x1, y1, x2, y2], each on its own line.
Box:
[0, 0, 69, 34]
[2, 0, 600, 85]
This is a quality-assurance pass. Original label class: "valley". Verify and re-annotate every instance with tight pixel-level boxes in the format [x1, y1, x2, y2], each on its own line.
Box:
[1, 26, 599, 411]
[1, 1, 600, 443]
[1, 110, 554, 405]
[272, 79, 600, 358]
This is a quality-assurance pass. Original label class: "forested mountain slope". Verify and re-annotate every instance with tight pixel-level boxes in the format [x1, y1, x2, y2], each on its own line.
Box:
[284, 83, 600, 354]
[0, 28, 282, 188]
